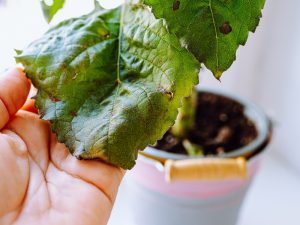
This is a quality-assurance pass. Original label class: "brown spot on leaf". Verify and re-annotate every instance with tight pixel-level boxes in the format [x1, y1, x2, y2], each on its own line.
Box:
[50, 96, 60, 103]
[172, 0, 180, 11]
[158, 87, 174, 100]
[71, 111, 78, 117]
[60, 62, 68, 70]
[219, 22, 232, 34]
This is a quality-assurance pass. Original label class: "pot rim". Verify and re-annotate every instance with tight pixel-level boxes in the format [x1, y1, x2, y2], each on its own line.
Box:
[142, 87, 272, 161]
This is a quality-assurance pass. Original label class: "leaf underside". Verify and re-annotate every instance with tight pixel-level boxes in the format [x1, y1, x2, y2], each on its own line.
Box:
[144, 0, 266, 78]
[16, 3, 199, 169]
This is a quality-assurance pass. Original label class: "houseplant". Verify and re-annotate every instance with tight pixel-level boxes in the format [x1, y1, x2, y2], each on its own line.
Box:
[15, 0, 266, 169]
[15, 0, 270, 224]
[125, 88, 271, 225]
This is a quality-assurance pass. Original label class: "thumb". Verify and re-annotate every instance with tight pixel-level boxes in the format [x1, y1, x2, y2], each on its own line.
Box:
[0, 68, 31, 130]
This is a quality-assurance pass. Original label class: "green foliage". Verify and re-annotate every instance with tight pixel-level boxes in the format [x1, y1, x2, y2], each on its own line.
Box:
[16, 0, 265, 168]
[40, 0, 65, 23]
[144, 0, 266, 78]
[16, 3, 199, 169]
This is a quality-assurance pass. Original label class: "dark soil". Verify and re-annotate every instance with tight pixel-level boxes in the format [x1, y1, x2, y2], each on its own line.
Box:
[154, 92, 258, 156]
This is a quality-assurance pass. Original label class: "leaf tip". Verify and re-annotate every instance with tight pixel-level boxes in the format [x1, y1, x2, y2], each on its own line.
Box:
[14, 49, 23, 55]
[214, 70, 223, 80]
[93, 0, 104, 10]
[40, 0, 65, 23]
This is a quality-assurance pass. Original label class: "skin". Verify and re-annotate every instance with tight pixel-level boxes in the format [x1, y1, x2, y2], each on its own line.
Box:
[0, 68, 124, 225]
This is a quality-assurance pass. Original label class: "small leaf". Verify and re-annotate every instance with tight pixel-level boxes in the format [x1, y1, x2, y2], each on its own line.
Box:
[144, 0, 266, 77]
[16, 3, 199, 169]
[40, 0, 65, 23]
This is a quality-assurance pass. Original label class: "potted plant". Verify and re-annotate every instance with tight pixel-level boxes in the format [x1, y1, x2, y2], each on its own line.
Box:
[15, 0, 271, 225]
[125, 87, 271, 225]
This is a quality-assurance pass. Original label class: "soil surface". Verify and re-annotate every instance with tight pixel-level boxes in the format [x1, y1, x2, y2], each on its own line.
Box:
[154, 92, 258, 156]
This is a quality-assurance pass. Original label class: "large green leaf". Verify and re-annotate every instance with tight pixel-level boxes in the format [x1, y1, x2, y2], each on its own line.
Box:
[144, 0, 265, 78]
[40, 0, 65, 23]
[16, 3, 199, 169]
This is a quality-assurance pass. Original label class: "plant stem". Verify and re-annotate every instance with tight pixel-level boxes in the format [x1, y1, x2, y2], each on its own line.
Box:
[171, 88, 197, 139]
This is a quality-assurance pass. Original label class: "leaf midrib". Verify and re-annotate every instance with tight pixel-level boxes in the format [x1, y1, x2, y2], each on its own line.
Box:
[116, 4, 125, 82]
[208, 0, 219, 71]
[106, 4, 125, 155]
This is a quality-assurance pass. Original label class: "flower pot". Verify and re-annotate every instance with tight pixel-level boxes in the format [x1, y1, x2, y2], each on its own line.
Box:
[125, 88, 272, 225]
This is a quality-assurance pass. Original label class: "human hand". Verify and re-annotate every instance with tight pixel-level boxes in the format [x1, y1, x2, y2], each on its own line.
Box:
[0, 68, 124, 225]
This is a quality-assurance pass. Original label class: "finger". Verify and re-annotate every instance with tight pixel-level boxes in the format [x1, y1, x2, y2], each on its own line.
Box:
[0, 130, 29, 217]
[21, 86, 38, 113]
[50, 134, 125, 205]
[0, 68, 31, 129]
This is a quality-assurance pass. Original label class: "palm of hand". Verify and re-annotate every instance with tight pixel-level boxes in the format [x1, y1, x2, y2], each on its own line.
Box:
[0, 69, 123, 225]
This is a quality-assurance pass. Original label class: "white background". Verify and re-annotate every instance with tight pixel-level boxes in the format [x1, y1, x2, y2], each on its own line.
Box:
[0, 0, 299, 224]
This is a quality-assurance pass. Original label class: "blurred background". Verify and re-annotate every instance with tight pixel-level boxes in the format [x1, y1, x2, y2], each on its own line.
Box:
[0, 0, 299, 224]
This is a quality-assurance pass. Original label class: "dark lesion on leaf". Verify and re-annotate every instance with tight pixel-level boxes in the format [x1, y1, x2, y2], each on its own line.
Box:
[50, 96, 60, 103]
[158, 87, 174, 100]
[172, 0, 180, 11]
[70, 111, 78, 117]
[219, 21, 232, 34]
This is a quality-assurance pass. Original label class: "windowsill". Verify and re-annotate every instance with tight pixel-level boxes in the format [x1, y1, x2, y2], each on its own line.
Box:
[237, 153, 300, 225]
[109, 152, 300, 225]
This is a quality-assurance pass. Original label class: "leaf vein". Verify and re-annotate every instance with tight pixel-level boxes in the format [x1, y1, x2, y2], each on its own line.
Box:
[208, 0, 219, 71]
[128, 49, 173, 87]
